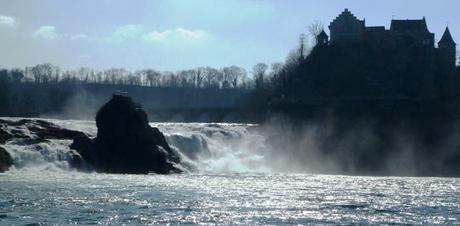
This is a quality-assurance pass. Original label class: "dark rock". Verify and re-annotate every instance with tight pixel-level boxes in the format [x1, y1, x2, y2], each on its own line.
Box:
[29, 120, 86, 140]
[67, 149, 88, 171]
[0, 128, 11, 144]
[70, 135, 96, 164]
[0, 147, 12, 172]
[0, 119, 86, 144]
[71, 93, 181, 174]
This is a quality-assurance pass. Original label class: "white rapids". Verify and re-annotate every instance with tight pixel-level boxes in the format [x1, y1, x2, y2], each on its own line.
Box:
[0, 118, 268, 174]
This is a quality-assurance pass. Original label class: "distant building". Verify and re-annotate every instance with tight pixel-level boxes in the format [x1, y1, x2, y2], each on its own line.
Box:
[438, 27, 457, 68]
[320, 9, 457, 68]
[317, 30, 329, 46]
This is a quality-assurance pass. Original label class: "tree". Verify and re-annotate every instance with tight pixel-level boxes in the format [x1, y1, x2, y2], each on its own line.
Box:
[270, 62, 284, 85]
[308, 20, 324, 46]
[195, 67, 205, 88]
[271, 63, 283, 75]
[222, 66, 247, 88]
[10, 69, 24, 83]
[253, 63, 268, 89]
[30, 63, 59, 84]
[298, 33, 307, 61]
[143, 69, 161, 87]
[77, 67, 92, 83]
[0, 70, 10, 115]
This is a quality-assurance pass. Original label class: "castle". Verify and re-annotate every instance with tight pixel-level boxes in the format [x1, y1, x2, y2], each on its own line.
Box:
[317, 9, 457, 68]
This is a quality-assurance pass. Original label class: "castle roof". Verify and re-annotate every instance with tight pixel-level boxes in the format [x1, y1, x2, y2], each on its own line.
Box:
[330, 8, 364, 26]
[439, 27, 456, 45]
[390, 18, 429, 33]
[318, 30, 328, 38]
[365, 26, 386, 32]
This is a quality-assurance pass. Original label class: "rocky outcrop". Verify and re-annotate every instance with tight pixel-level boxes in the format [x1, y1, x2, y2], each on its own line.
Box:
[70, 93, 181, 174]
[0, 119, 86, 144]
[0, 119, 87, 172]
[0, 147, 12, 172]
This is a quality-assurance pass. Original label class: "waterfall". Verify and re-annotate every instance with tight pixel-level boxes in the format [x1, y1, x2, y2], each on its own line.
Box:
[1, 118, 269, 173]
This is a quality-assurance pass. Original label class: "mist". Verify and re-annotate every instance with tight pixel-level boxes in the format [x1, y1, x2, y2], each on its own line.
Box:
[254, 114, 460, 176]
[28, 85, 460, 177]
[41, 89, 108, 120]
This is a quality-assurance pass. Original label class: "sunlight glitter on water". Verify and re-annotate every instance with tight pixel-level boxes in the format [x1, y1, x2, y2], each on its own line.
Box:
[1, 171, 460, 225]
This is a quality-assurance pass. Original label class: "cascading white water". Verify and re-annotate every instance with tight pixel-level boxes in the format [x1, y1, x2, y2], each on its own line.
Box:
[0, 118, 269, 173]
[154, 123, 269, 173]
[3, 139, 78, 172]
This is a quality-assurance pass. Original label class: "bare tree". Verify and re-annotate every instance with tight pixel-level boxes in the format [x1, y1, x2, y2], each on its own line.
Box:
[308, 20, 325, 46]
[30, 63, 59, 84]
[253, 63, 268, 89]
[144, 69, 161, 87]
[10, 69, 24, 83]
[298, 33, 307, 61]
[270, 62, 284, 84]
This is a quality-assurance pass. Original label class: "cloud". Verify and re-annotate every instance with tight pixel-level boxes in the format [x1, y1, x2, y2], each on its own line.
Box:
[33, 25, 58, 40]
[33, 25, 90, 41]
[106, 24, 144, 42]
[143, 30, 172, 42]
[107, 25, 210, 45]
[0, 15, 17, 27]
[143, 27, 210, 43]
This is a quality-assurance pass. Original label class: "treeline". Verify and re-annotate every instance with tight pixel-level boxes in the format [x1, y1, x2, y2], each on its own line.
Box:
[0, 63, 259, 89]
[0, 63, 289, 119]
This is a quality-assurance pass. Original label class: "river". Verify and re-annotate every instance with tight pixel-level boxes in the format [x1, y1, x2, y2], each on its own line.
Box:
[0, 118, 459, 224]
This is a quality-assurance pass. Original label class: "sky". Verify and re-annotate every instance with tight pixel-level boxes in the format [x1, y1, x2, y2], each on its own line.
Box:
[0, 0, 459, 71]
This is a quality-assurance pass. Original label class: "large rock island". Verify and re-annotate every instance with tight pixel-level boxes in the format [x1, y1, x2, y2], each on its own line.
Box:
[71, 93, 181, 174]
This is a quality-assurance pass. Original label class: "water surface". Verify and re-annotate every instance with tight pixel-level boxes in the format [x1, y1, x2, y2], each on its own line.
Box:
[1, 171, 459, 224]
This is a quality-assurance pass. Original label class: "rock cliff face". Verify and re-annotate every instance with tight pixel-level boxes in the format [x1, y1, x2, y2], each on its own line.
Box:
[71, 93, 181, 174]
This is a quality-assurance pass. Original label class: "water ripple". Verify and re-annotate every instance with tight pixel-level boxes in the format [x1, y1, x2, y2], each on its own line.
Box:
[0, 172, 459, 224]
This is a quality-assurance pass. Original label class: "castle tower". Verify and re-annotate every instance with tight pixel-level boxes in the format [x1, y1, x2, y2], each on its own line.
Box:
[317, 30, 329, 45]
[328, 8, 365, 43]
[438, 26, 457, 68]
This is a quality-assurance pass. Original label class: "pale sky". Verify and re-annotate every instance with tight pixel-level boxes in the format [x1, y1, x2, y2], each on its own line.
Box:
[0, 0, 458, 71]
